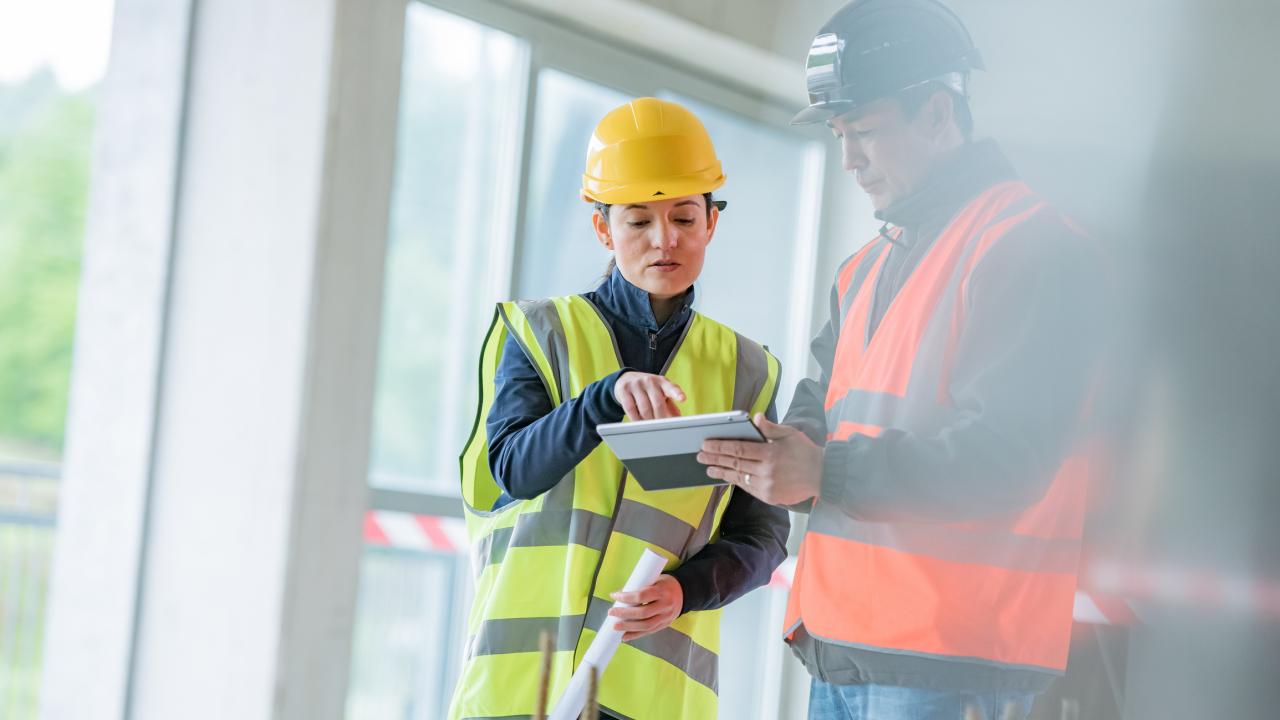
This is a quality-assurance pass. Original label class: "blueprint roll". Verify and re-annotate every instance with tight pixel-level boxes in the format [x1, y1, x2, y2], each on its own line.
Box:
[548, 548, 668, 720]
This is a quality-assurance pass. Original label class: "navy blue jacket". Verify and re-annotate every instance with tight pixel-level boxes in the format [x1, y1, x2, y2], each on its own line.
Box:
[486, 269, 790, 614]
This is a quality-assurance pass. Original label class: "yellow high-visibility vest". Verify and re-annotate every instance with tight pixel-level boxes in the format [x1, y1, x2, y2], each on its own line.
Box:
[450, 294, 779, 720]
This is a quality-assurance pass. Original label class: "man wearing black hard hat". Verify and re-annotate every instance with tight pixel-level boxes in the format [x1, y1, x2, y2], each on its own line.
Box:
[698, 0, 1108, 717]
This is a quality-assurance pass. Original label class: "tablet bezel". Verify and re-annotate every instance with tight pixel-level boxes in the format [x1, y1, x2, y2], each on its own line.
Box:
[596, 410, 759, 438]
[597, 411, 765, 490]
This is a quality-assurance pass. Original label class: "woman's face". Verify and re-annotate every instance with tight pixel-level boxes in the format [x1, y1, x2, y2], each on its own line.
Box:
[592, 195, 719, 299]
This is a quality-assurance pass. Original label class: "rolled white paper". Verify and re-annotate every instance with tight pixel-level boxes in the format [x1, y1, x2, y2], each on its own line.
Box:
[548, 548, 668, 720]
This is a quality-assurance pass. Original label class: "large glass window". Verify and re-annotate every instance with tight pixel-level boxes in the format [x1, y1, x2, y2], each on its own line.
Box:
[517, 68, 628, 299]
[346, 512, 470, 720]
[660, 93, 825, 413]
[349, 5, 526, 718]
[0, 1, 115, 716]
[366, 1, 527, 496]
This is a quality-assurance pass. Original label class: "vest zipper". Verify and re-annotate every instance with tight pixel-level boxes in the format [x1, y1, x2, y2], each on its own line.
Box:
[573, 318, 690, 664]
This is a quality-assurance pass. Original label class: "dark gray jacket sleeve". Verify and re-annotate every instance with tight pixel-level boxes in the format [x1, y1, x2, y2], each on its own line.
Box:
[819, 215, 1107, 523]
[784, 281, 841, 446]
[780, 276, 844, 515]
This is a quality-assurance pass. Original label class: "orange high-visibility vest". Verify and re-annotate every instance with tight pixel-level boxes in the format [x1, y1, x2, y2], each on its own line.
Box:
[784, 180, 1090, 674]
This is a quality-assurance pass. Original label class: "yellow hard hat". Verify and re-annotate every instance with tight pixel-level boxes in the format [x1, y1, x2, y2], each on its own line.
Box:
[581, 97, 726, 204]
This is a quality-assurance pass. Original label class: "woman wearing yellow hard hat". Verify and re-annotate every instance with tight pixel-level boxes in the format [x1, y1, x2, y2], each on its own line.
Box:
[450, 97, 789, 719]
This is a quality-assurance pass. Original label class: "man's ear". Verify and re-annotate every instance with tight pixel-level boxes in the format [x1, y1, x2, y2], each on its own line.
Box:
[924, 88, 956, 138]
[592, 209, 613, 250]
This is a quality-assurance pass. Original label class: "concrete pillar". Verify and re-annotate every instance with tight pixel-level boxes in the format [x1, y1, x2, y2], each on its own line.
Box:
[41, 0, 407, 717]
[40, 0, 195, 715]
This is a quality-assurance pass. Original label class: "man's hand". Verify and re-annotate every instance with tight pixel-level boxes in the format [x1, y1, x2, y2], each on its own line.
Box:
[608, 574, 683, 641]
[613, 372, 685, 420]
[698, 413, 824, 506]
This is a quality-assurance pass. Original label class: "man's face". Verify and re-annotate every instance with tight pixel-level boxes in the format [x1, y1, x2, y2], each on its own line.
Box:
[828, 96, 940, 211]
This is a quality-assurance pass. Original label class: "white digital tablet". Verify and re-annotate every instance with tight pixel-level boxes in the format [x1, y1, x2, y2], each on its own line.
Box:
[597, 411, 765, 491]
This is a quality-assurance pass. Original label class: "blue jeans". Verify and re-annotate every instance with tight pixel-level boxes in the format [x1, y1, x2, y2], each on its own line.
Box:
[808, 679, 1036, 720]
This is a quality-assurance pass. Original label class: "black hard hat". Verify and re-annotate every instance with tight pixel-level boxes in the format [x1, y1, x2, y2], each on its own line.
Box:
[791, 0, 985, 125]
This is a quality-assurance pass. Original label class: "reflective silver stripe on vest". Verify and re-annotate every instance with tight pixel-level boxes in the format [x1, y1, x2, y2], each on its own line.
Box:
[732, 333, 768, 413]
[807, 506, 1081, 574]
[515, 299, 571, 408]
[630, 623, 719, 692]
[607, 492, 726, 563]
[611, 499, 696, 560]
[465, 614, 586, 659]
[981, 190, 1044, 233]
[689, 484, 729, 557]
[498, 304, 558, 409]
[469, 600, 720, 692]
[583, 596, 719, 692]
[578, 295, 625, 368]
[839, 238, 890, 322]
[473, 506, 615, 569]
[799, 625, 1066, 676]
[824, 389, 907, 428]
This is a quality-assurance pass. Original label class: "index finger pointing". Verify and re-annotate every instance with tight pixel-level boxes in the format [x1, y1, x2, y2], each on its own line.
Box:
[661, 378, 686, 403]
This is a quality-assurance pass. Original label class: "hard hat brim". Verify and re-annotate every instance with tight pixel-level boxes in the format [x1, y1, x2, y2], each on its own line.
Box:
[790, 100, 855, 126]
[581, 173, 726, 205]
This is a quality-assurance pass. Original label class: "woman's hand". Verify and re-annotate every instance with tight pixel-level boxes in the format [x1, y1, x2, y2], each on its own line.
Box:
[613, 372, 685, 420]
[608, 574, 684, 641]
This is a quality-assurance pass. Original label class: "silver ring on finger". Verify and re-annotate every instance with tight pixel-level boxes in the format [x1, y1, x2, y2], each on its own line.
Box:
[743, 472, 752, 486]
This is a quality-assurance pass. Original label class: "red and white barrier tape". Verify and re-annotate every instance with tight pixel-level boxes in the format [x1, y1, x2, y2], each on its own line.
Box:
[1070, 589, 1139, 625]
[1084, 560, 1280, 622]
[363, 510, 467, 554]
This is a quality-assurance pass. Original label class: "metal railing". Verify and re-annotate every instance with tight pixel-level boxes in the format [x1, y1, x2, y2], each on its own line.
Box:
[0, 461, 59, 720]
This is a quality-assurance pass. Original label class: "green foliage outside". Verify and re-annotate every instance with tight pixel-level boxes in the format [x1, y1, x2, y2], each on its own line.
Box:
[0, 67, 96, 719]
[0, 68, 94, 462]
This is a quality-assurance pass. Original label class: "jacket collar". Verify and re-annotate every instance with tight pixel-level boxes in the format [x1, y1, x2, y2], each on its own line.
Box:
[593, 267, 696, 334]
[875, 139, 1019, 243]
